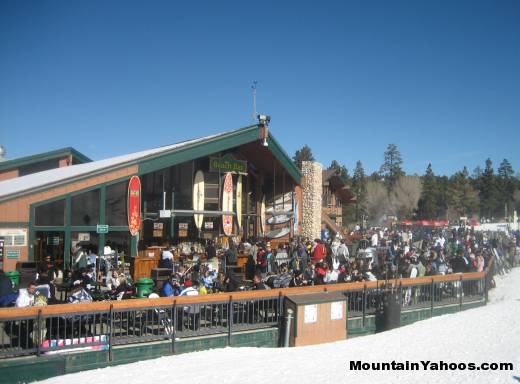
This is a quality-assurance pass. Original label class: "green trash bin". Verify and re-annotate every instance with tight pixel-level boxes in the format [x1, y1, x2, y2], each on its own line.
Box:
[136, 278, 154, 298]
[5, 271, 21, 288]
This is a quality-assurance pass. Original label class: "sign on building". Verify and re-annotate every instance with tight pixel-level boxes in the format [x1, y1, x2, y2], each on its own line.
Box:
[209, 154, 247, 174]
[96, 225, 109, 234]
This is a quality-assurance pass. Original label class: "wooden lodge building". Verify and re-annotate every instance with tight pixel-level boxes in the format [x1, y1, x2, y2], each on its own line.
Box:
[0, 124, 302, 275]
[321, 169, 354, 236]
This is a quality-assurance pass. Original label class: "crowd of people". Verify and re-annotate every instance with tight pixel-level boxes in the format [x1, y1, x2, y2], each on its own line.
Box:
[156, 226, 519, 297]
[1, 226, 518, 308]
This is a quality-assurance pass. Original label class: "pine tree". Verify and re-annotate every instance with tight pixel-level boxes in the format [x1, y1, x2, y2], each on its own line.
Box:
[448, 166, 479, 218]
[416, 164, 438, 219]
[292, 145, 315, 170]
[351, 160, 367, 222]
[379, 144, 404, 191]
[497, 159, 515, 218]
[436, 175, 449, 219]
[328, 160, 349, 182]
[478, 158, 500, 220]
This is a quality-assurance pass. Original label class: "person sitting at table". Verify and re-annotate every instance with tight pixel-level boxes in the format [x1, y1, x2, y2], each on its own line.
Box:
[179, 280, 199, 296]
[112, 276, 134, 300]
[160, 245, 174, 270]
[225, 240, 238, 267]
[0, 269, 17, 307]
[36, 270, 57, 302]
[191, 246, 200, 263]
[73, 268, 92, 289]
[161, 275, 182, 297]
[68, 281, 93, 304]
[205, 240, 216, 260]
[16, 282, 38, 308]
[106, 270, 121, 291]
[202, 269, 216, 291]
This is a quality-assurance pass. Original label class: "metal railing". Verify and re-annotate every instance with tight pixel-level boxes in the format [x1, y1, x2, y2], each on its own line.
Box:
[0, 259, 495, 359]
[0, 294, 283, 359]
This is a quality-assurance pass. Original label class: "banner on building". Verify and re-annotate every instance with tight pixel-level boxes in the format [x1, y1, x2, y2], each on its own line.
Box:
[128, 176, 142, 237]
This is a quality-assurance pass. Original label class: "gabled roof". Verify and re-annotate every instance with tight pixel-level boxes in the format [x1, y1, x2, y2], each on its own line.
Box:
[0, 147, 92, 171]
[0, 124, 301, 203]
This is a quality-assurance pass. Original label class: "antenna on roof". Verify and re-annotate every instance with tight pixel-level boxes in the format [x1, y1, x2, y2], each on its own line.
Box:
[251, 81, 258, 122]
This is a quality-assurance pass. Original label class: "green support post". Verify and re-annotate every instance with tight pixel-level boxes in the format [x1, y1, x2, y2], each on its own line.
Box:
[170, 191, 175, 239]
[99, 186, 106, 252]
[64, 197, 71, 271]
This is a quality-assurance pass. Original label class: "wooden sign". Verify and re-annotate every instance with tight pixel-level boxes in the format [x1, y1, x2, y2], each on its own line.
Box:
[209, 154, 247, 174]
[128, 176, 141, 237]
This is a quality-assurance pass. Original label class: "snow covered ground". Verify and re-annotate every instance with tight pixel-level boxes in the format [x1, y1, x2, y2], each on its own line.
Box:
[38, 269, 520, 384]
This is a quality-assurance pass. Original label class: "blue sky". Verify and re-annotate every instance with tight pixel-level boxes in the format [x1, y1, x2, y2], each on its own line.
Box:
[1, 0, 519, 176]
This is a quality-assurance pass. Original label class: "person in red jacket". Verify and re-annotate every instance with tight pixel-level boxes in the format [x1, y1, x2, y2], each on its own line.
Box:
[256, 246, 268, 274]
[312, 239, 327, 263]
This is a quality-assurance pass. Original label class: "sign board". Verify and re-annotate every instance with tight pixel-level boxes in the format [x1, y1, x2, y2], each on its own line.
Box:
[304, 304, 318, 324]
[209, 154, 247, 174]
[96, 225, 109, 234]
[204, 221, 214, 229]
[159, 210, 171, 218]
[6, 249, 21, 260]
[77, 233, 90, 242]
[178, 229, 188, 237]
[47, 236, 61, 246]
[153, 223, 164, 229]
[128, 176, 142, 236]
[153, 230, 163, 238]
[0, 228, 27, 246]
[178, 223, 188, 230]
[331, 301, 343, 320]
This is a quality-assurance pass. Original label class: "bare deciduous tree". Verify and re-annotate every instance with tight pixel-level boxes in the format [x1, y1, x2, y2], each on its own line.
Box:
[365, 176, 422, 225]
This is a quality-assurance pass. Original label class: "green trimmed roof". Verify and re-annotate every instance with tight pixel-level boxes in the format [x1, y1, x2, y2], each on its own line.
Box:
[0, 124, 301, 203]
[0, 147, 92, 172]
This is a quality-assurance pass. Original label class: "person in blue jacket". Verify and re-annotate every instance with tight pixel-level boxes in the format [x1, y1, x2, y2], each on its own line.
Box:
[161, 275, 182, 297]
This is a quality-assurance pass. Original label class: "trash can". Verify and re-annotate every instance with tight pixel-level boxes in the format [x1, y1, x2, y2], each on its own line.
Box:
[375, 288, 401, 332]
[5, 271, 21, 288]
[136, 278, 154, 298]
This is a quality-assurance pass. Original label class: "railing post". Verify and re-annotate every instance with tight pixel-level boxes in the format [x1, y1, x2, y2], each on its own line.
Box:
[430, 278, 434, 318]
[278, 292, 283, 326]
[228, 296, 233, 347]
[459, 275, 463, 312]
[362, 284, 367, 327]
[171, 301, 177, 355]
[398, 281, 402, 307]
[108, 304, 113, 362]
[484, 274, 489, 304]
[36, 309, 42, 357]
[284, 308, 294, 347]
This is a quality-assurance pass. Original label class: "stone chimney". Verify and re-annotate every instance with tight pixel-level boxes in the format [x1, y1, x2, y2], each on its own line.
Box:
[301, 161, 322, 240]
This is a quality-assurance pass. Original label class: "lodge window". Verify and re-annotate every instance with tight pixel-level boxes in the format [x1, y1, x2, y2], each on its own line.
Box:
[106, 182, 127, 226]
[35, 199, 65, 226]
[71, 189, 100, 226]
[19, 158, 60, 177]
